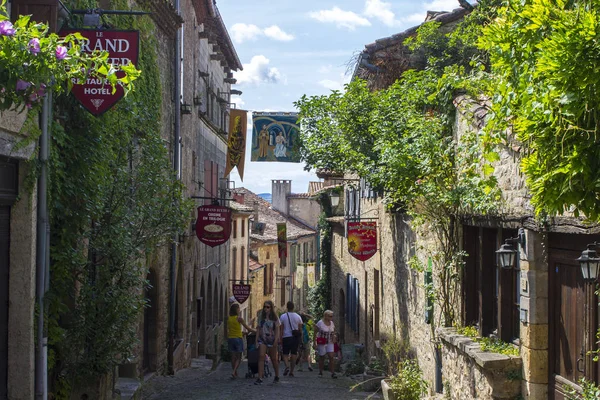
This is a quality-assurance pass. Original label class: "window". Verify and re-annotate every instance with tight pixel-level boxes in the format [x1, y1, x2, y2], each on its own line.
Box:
[264, 263, 274, 295]
[345, 274, 360, 332]
[280, 279, 286, 306]
[463, 226, 520, 342]
[233, 220, 237, 239]
[240, 246, 245, 281]
[241, 220, 245, 237]
[203, 160, 219, 205]
[232, 247, 237, 281]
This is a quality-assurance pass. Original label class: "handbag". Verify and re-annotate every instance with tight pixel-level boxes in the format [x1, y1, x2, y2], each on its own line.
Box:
[316, 337, 327, 345]
[287, 313, 302, 338]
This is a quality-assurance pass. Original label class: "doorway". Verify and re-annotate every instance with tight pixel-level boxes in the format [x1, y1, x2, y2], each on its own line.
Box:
[549, 233, 600, 399]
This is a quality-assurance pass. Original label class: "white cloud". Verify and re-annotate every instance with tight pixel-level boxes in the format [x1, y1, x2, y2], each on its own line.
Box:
[235, 55, 283, 86]
[263, 25, 295, 42]
[364, 0, 397, 27]
[309, 7, 371, 30]
[318, 65, 333, 74]
[318, 71, 352, 92]
[231, 96, 245, 109]
[230, 23, 263, 44]
[402, 0, 461, 24]
[230, 23, 294, 44]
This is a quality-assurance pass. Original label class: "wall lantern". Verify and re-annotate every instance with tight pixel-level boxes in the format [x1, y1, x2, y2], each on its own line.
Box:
[330, 192, 340, 207]
[577, 242, 600, 282]
[495, 228, 526, 269]
[181, 103, 192, 115]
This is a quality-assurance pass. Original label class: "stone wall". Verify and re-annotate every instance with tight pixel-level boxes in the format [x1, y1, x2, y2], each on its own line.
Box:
[289, 197, 321, 229]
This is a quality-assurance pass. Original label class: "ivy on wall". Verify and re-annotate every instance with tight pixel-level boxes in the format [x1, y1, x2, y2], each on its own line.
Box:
[44, 0, 191, 394]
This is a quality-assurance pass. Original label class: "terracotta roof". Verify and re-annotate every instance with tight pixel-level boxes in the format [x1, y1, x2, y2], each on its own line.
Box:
[316, 169, 343, 179]
[232, 187, 316, 242]
[312, 184, 344, 197]
[249, 258, 264, 271]
[230, 201, 253, 213]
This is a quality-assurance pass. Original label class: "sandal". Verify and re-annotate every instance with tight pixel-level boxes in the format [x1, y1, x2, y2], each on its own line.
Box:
[283, 367, 290, 376]
[332, 373, 338, 379]
[308, 366, 314, 372]
[254, 378, 263, 385]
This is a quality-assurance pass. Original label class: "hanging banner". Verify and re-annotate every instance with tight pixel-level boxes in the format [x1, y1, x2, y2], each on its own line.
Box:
[251, 112, 301, 162]
[232, 284, 251, 304]
[277, 223, 287, 262]
[59, 29, 140, 116]
[195, 205, 232, 247]
[307, 264, 316, 288]
[225, 109, 247, 180]
[295, 265, 304, 289]
[347, 221, 378, 261]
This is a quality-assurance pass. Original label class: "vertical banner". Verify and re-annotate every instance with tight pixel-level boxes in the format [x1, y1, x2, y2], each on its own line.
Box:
[225, 109, 247, 180]
[277, 223, 287, 266]
[251, 112, 301, 162]
[347, 221, 378, 261]
[307, 264, 315, 287]
[58, 29, 140, 116]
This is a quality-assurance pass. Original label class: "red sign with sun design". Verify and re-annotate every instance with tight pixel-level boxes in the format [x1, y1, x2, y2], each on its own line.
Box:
[347, 221, 377, 261]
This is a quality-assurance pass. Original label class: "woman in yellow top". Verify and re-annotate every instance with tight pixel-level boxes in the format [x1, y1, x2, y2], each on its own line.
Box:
[228, 303, 255, 378]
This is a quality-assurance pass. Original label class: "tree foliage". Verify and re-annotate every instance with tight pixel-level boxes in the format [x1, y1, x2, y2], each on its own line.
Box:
[480, 0, 600, 220]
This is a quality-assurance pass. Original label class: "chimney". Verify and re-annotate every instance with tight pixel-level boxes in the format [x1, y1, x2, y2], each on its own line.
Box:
[271, 180, 291, 215]
[233, 193, 245, 204]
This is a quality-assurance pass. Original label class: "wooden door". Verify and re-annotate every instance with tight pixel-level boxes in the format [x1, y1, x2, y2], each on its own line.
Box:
[549, 233, 600, 399]
[0, 206, 9, 400]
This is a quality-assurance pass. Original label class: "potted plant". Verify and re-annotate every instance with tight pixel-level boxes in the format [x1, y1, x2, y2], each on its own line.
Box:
[381, 360, 428, 400]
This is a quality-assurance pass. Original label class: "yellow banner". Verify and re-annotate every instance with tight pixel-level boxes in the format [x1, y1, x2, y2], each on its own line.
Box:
[225, 109, 247, 180]
[307, 263, 315, 287]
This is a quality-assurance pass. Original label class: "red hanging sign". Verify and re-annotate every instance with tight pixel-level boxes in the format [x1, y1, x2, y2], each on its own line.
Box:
[195, 205, 232, 247]
[232, 284, 251, 304]
[59, 29, 140, 116]
[347, 221, 377, 261]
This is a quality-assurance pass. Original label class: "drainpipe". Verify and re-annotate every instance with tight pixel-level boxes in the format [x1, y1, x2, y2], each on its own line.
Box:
[168, 0, 181, 375]
[35, 89, 51, 400]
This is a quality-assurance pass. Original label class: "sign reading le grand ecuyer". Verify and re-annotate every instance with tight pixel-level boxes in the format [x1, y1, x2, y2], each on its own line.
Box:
[195, 206, 232, 247]
[59, 29, 140, 116]
[232, 284, 251, 304]
[347, 221, 378, 262]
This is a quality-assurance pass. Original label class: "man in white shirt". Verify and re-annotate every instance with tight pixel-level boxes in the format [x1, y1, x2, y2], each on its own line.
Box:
[279, 301, 303, 377]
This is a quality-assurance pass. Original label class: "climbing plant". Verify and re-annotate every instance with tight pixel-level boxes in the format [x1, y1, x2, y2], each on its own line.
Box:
[0, 0, 139, 111]
[44, 1, 191, 395]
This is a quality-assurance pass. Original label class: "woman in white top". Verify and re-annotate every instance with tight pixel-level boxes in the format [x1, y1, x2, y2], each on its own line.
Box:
[313, 310, 337, 378]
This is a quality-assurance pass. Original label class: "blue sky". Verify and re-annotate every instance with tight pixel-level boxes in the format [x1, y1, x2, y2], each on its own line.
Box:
[218, 0, 462, 195]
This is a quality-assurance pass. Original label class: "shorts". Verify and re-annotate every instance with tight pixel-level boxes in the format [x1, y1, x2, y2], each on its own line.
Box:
[317, 343, 334, 356]
[257, 339, 275, 348]
[228, 338, 243, 353]
[282, 336, 299, 355]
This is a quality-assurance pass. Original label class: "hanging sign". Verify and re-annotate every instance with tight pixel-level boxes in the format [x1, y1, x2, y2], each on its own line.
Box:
[347, 221, 378, 261]
[59, 29, 140, 116]
[195, 205, 232, 247]
[232, 284, 251, 304]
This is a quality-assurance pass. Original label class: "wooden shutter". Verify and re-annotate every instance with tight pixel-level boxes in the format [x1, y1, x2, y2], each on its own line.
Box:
[11, 0, 58, 32]
[203, 160, 211, 205]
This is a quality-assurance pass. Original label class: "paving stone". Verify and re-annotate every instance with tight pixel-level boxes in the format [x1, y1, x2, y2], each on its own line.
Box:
[141, 359, 377, 400]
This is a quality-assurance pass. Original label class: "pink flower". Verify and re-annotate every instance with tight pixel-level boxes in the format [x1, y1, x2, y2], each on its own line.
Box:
[0, 21, 15, 36]
[26, 103, 32, 109]
[28, 38, 40, 54]
[55, 45, 67, 60]
[16, 80, 31, 91]
[36, 84, 46, 97]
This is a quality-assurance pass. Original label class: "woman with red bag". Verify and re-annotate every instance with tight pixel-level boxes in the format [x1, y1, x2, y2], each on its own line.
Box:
[313, 310, 337, 379]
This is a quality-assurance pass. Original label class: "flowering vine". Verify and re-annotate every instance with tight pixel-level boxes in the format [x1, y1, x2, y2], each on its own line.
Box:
[0, 0, 140, 111]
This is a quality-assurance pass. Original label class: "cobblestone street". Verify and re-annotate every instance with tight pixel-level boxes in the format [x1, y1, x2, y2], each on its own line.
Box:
[141, 358, 379, 400]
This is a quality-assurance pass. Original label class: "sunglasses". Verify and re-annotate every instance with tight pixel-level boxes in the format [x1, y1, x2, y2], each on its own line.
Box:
[264, 305, 271, 309]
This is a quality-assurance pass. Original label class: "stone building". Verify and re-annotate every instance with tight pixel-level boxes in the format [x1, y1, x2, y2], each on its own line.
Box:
[232, 186, 316, 316]
[229, 198, 253, 321]
[322, 5, 600, 400]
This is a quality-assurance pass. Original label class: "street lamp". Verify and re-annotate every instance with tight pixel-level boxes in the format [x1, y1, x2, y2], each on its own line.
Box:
[495, 228, 526, 269]
[577, 243, 600, 282]
[330, 191, 340, 207]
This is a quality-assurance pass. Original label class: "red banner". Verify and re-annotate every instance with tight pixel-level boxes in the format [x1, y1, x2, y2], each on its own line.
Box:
[59, 29, 139, 116]
[195, 206, 232, 247]
[232, 284, 251, 304]
[347, 221, 377, 261]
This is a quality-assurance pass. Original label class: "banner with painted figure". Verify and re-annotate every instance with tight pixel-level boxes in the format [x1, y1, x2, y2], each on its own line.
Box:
[277, 223, 287, 263]
[347, 221, 378, 261]
[225, 109, 247, 180]
[251, 112, 301, 162]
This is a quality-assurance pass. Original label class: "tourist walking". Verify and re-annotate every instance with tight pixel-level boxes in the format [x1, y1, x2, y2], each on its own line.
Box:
[255, 300, 281, 385]
[227, 303, 255, 379]
[279, 301, 303, 377]
[296, 311, 314, 372]
[313, 310, 337, 379]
